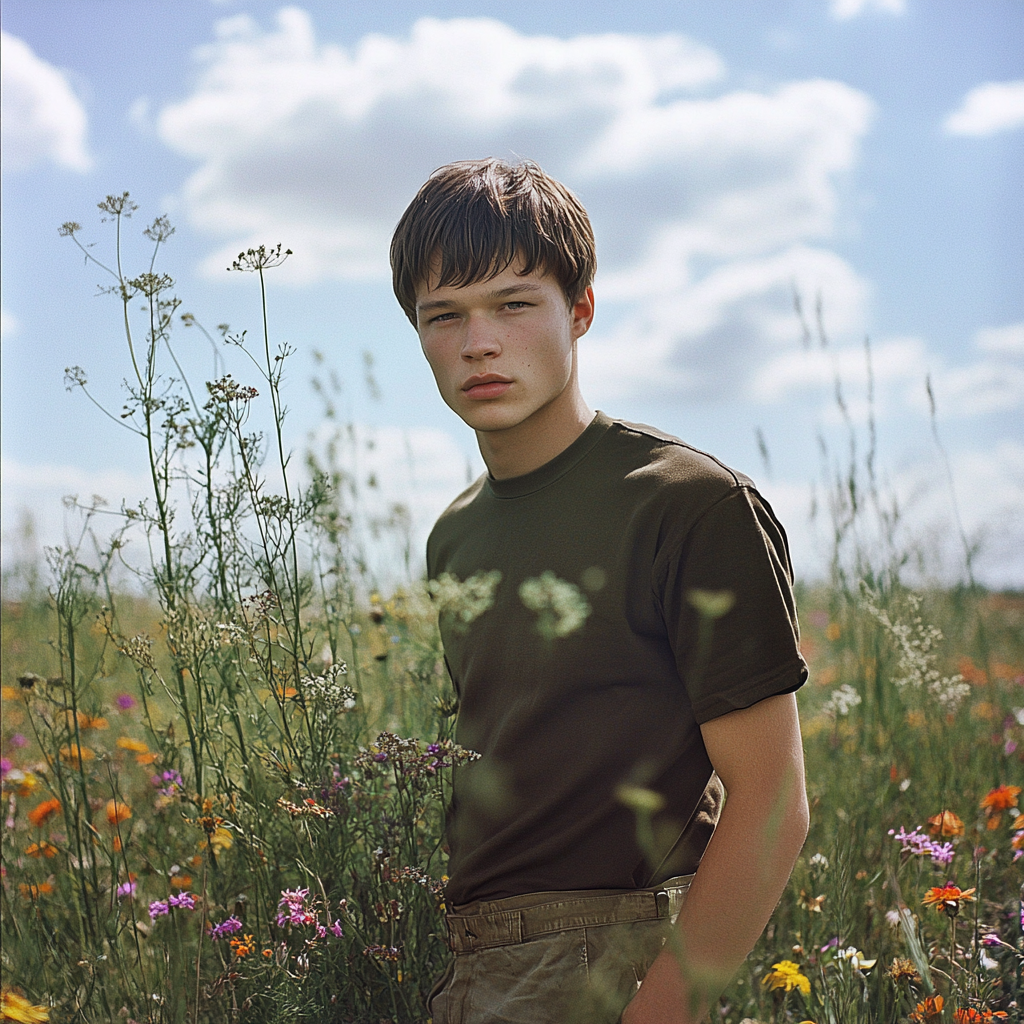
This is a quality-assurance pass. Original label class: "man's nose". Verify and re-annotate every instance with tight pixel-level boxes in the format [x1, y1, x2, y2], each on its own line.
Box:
[461, 315, 501, 360]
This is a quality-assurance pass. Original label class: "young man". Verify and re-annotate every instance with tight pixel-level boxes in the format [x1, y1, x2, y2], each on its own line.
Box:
[391, 159, 809, 1024]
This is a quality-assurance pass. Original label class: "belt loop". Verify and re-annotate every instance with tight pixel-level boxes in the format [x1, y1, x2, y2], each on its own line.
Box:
[655, 890, 670, 918]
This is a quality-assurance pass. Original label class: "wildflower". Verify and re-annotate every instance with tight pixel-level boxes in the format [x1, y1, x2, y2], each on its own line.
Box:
[25, 842, 58, 859]
[116, 737, 148, 753]
[105, 799, 131, 825]
[27, 799, 61, 828]
[1012, 830, 1023, 861]
[362, 944, 401, 962]
[204, 826, 233, 853]
[9, 735, 28, 749]
[59, 744, 95, 768]
[809, 852, 828, 870]
[909, 996, 944, 1023]
[168, 892, 196, 909]
[798, 891, 826, 912]
[276, 888, 317, 927]
[520, 571, 591, 638]
[77, 712, 108, 731]
[170, 875, 193, 889]
[886, 957, 921, 983]
[114, 693, 137, 711]
[149, 900, 170, 918]
[152, 769, 183, 797]
[0, 989, 50, 1022]
[19, 883, 53, 899]
[928, 809, 965, 837]
[229, 934, 256, 957]
[208, 916, 243, 939]
[822, 683, 861, 719]
[980, 785, 1021, 830]
[761, 960, 811, 996]
[116, 879, 137, 900]
[837, 947, 877, 970]
[889, 825, 955, 865]
[922, 883, 976, 917]
[953, 1009, 1009, 1022]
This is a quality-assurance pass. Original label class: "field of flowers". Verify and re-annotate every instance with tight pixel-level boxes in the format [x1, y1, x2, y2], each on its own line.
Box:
[1, 196, 1022, 1023]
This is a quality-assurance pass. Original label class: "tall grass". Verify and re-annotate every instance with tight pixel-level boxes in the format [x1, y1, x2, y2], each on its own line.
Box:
[1, 198, 1022, 1023]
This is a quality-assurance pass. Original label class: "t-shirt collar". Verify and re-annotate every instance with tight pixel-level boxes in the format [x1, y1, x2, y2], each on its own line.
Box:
[486, 411, 612, 499]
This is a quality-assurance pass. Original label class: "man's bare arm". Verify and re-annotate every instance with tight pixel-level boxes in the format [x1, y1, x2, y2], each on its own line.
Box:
[622, 692, 810, 1024]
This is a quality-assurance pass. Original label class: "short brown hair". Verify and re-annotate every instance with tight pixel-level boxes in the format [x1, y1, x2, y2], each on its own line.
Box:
[390, 158, 596, 326]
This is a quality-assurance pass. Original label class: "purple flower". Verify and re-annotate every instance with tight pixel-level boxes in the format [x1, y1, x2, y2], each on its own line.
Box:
[115, 693, 137, 711]
[276, 887, 316, 927]
[152, 769, 184, 797]
[0, 758, 11, 780]
[168, 892, 196, 910]
[209, 916, 243, 939]
[427, 743, 441, 754]
[116, 880, 137, 899]
[10, 734, 28, 749]
[149, 900, 170, 918]
[981, 932, 1001, 947]
[330, 920, 343, 937]
[373, 752, 388, 762]
[820, 936, 839, 952]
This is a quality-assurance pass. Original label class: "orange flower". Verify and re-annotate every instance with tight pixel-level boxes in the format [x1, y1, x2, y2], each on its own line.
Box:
[170, 874, 193, 889]
[19, 882, 53, 900]
[27, 799, 61, 828]
[928, 809, 965, 837]
[105, 799, 132, 826]
[116, 737, 148, 753]
[25, 841, 58, 859]
[910, 995, 945, 1023]
[59, 744, 95, 768]
[954, 1008, 1009, 1022]
[135, 752, 159, 765]
[229, 934, 256, 957]
[980, 785, 1021, 830]
[922, 884, 976, 917]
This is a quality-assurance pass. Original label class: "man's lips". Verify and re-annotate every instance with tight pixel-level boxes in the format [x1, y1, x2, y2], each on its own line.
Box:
[462, 375, 513, 399]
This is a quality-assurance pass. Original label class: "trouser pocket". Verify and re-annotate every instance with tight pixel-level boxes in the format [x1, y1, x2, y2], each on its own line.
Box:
[426, 958, 455, 1022]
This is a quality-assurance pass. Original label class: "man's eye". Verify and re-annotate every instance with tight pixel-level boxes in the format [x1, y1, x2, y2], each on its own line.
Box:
[505, 302, 530, 310]
[430, 312, 458, 323]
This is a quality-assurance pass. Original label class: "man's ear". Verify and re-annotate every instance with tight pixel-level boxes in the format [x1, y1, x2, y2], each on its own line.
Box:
[571, 286, 595, 339]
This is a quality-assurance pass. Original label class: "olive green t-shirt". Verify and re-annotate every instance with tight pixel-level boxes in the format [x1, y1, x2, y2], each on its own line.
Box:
[427, 412, 806, 905]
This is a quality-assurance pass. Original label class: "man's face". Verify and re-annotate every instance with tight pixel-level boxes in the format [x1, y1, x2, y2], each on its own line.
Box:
[415, 261, 593, 436]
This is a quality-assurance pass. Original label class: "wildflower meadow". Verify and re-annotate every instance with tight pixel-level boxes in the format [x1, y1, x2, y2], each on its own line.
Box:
[1, 197, 1022, 1023]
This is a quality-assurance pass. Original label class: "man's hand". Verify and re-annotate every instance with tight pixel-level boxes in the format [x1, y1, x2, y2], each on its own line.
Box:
[621, 692, 809, 1024]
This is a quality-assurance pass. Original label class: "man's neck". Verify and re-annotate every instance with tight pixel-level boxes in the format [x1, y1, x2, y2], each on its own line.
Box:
[477, 387, 595, 481]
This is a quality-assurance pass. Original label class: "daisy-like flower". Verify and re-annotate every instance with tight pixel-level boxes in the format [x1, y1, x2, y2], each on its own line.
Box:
[105, 799, 131, 826]
[761, 960, 811, 996]
[887, 957, 921, 984]
[27, 799, 61, 828]
[980, 785, 1021, 830]
[837, 946, 877, 970]
[953, 1008, 1009, 1022]
[909, 995, 944, 1023]
[928, 809, 965, 837]
[922, 883, 976, 918]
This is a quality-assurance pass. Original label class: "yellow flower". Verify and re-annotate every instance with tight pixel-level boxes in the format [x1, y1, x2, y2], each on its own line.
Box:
[25, 842, 58, 859]
[116, 737, 148, 753]
[0, 989, 50, 1022]
[927, 809, 965, 837]
[837, 946, 877, 970]
[762, 960, 811, 996]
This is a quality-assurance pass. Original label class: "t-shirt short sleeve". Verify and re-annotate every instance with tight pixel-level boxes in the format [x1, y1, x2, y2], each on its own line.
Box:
[655, 485, 807, 724]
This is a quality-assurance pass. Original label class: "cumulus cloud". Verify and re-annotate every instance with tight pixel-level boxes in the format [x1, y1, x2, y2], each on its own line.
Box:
[924, 323, 1024, 417]
[944, 80, 1024, 137]
[0, 31, 91, 172]
[157, 8, 874, 400]
[830, 0, 906, 20]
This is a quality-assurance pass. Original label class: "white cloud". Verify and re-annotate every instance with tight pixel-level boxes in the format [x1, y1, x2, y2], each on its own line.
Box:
[975, 322, 1024, 356]
[1, 307, 19, 338]
[157, 9, 873, 400]
[830, 0, 906, 21]
[0, 31, 91, 172]
[944, 80, 1024, 137]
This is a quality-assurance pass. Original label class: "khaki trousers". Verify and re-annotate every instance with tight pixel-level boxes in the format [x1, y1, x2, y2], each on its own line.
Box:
[428, 876, 692, 1024]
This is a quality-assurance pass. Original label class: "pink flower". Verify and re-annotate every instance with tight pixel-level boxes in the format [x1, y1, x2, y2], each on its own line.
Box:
[149, 900, 170, 918]
[115, 693, 137, 710]
[116, 880, 137, 899]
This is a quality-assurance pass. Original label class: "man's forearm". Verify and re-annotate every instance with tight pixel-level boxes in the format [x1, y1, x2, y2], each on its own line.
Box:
[623, 694, 810, 1024]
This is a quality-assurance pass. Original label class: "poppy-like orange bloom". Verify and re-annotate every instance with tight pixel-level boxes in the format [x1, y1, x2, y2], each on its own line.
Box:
[59, 744, 95, 768]
[980, 785, 1021, 830]
[928, 809, 965, 837]
[229, 934, 256, 957]
[19, 882, 54, 900]
[909, 995, 945, 1023]
[0, 988, 51, 1022]
[105, 799, 132, 826]
[25, 841, 58, 859]
[27, 799, 61, 828]
[954, 1008, 1009, 1022]
[922, 884, 977, 917]
[170, 874, 193, 889]
[115, 737, 148, 753]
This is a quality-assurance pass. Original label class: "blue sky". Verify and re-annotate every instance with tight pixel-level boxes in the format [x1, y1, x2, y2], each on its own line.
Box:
[2, 0, 1022, 586]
